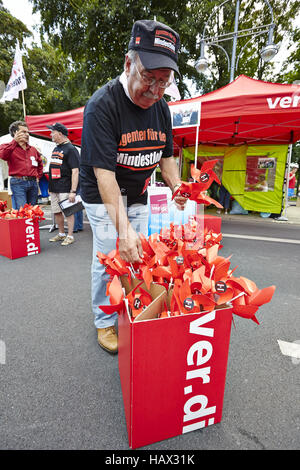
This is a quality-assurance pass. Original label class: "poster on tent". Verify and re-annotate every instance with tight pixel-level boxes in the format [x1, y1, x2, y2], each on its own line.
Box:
[245, 155, 277, 192]
[170, 101, 201, 128]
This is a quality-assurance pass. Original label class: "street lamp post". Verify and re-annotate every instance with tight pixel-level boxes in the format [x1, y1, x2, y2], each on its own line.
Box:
[195, 0, 279, 82]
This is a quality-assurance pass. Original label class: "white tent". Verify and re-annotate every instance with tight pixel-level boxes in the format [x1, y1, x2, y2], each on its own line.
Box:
[0, 134, 57, 190]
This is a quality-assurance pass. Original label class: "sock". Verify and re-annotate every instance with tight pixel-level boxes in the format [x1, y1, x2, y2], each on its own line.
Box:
[59, 232, 66, 237]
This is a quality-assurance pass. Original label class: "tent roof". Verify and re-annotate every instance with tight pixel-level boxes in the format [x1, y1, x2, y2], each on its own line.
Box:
[26, 75, 300, 149]
[169, 75, 300, 152]
[26, 107, 84, 146]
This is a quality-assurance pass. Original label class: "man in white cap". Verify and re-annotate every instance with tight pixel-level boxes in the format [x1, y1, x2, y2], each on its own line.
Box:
[80, 20, 186, 353]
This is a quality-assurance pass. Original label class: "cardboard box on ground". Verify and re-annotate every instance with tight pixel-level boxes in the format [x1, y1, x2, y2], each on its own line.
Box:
[116, 274, 233, 449]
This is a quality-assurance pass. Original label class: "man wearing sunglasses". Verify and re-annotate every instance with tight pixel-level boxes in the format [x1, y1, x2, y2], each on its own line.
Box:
[80, 20, 186, 354]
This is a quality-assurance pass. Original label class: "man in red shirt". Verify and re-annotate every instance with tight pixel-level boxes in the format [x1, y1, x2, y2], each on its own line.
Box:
[0, 121, 43, 209]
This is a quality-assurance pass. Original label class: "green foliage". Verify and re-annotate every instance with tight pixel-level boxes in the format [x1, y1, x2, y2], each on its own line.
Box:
[0, 0, 299, 137]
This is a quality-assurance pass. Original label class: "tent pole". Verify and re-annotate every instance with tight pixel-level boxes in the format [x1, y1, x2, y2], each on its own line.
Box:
[276, 144, 292, 221]
[194, 125, 199, 171]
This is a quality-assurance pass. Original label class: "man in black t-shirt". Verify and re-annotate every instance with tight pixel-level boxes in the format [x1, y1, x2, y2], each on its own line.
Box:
[80, 20, 187, 354]
[47, 122, 80, 246]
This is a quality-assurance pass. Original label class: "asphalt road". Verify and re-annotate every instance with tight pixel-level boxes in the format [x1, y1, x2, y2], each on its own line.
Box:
[0, 215, 299, 451]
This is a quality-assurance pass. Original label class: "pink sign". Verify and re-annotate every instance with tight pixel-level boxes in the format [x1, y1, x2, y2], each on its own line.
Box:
[150, 194, 168, 214]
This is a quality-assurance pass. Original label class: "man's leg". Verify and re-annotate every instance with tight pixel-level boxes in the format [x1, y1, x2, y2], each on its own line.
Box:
[84, 202, 119, 353]
[66, 214, 75, 237]
[128, 203, 149, 237]
[27, 181, 39, 206]
[10, 178, 27, 210]
[49, 192, 67, 242]
[55, 212, 65, 233]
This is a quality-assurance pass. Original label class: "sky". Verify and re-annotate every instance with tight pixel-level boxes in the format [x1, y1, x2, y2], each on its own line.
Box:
[2, 0, 41, 45]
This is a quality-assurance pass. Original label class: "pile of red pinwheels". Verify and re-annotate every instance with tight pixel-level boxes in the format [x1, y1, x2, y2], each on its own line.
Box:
[172, 159, 223, 208]
[97, 219, 276, 325]
[0, 202, 45, 221]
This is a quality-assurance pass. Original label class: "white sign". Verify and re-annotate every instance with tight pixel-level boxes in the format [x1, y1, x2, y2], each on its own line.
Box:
[170, 101, 201, 128]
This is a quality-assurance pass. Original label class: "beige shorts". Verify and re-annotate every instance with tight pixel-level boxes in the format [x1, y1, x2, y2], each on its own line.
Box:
[49, 192, 70, 214]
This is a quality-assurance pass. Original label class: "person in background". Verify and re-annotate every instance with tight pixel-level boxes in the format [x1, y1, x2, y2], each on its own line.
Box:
[217, 184, 231, 215]
[47, 122, 80, 246]
[0, 121, 43, 209]
[80, 19, 187, 354]
[288, 163, 298, 199]
[73, 186, 84, 232]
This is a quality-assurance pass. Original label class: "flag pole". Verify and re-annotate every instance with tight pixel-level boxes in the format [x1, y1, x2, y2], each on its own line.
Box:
[21, 89, 26, 118]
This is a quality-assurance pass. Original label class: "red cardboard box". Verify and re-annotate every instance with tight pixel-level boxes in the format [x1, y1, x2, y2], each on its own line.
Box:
[195, 214, 222, 234]
[118, 294, 233, 449]
[0, 218, 40, 259]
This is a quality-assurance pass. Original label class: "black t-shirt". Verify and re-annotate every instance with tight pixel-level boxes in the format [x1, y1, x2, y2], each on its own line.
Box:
[48, 142, 80, 193]
[80, 77, 173, 206]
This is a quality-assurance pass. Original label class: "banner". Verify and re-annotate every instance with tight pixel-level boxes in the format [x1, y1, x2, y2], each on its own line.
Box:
[0, 40, 27, 103]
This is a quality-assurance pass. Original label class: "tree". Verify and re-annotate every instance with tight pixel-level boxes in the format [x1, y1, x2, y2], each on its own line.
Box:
[31, 0, 300, 97]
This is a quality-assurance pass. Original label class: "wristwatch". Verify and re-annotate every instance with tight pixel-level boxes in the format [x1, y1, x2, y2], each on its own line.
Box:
[70, 190, 76, 193]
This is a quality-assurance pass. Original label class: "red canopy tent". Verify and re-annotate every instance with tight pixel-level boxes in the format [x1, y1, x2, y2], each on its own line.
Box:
[26, 75, 300, 150]
[169, 75, 300, 154]
[26, 106, 84, 146]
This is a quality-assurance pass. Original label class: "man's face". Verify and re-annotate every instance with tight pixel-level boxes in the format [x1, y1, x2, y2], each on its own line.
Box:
[51, 130, 60, 143]
[16, 125, 29, 143]
[125, 54, 172, 109]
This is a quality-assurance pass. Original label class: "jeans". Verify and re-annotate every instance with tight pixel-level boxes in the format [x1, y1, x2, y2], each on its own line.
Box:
[74, 210, 83, 230]
[84, 202, 149, 328]
[219, 185, 231, 209]
[10, 177, 39, 210]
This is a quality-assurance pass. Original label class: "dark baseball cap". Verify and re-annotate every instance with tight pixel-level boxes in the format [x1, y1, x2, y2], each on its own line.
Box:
[128, 20, 180, 74]
[46, 122, 68, 136]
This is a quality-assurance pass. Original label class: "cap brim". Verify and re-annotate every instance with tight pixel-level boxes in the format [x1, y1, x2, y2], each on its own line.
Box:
[138, 50, 180, 75]
[46, 125, 54, 130]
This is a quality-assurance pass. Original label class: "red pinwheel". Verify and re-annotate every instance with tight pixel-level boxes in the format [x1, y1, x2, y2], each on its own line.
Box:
[0, 200, 7, 212]
[99, 275, 124, 315]
[126, 282, 152, 318]
[172, 182, 223, 208]
[190, 159, 221, 190]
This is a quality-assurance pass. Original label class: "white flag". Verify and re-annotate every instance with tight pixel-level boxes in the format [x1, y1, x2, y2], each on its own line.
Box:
[165, 79, 181, 101]
[0, 40, 27, 103]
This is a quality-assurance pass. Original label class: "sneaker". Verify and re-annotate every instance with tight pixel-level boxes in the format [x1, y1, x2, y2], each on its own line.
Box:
[49, 234, 66, 242]
[97, 326, 118, 354]
[61, 235, 74, 246]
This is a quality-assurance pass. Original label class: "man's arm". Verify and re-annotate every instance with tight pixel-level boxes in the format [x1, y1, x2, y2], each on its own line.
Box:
[93, 167, 143, 263]
[69, 168, 79, 202]
[159, 156, 187, 211]
[0, 141, 18, 161]
[36, 151, 44, 180]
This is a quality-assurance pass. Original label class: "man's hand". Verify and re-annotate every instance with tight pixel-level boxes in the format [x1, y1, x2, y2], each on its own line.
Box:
[172, 181, 188, 211]
[14, 129, 29, 148]
[118, 225, 143, 263]
[68, 192, 76, 203]
[173, 193, 187, 211]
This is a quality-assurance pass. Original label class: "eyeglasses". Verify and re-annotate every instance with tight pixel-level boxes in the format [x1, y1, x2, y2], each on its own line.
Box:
[134, 63, 172, 89]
